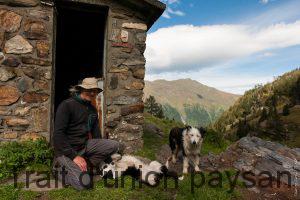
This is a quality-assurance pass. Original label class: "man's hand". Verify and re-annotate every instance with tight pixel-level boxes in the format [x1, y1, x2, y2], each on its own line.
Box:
[73, 156, 87, 172]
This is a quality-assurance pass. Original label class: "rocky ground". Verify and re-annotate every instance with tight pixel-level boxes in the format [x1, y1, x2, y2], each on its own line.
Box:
[156, 136, 300, 200]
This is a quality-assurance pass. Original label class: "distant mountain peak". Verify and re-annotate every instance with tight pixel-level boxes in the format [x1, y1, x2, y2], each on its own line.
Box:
[144, 79, 240, 126]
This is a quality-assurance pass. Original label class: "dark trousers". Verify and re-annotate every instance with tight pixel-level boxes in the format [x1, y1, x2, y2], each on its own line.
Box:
[54, 139, 119, 190]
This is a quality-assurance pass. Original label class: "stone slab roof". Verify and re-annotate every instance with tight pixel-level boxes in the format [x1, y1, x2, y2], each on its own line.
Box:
[0, 0, 165, 29]
[122, 0, 166, 29]
[53, 0, 166, 30]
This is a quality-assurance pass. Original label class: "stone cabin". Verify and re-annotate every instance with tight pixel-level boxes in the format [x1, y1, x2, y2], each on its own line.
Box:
[0, 0, 165, 153]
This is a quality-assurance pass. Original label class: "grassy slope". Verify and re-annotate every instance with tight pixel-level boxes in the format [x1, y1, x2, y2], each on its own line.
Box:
[0, 113, 237, 200]
[135, 113, 183, 160]
[214, 68, 300, 143]
[280, 105, 300, 147]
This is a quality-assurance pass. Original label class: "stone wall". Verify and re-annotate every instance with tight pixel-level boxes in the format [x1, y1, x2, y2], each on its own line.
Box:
[0, 2, 53, 141]
[0, 0, 151, 153]
[103, 2, 148, 153]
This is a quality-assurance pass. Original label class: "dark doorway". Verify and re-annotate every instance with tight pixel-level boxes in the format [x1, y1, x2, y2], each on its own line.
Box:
[54, 2, 107, 111]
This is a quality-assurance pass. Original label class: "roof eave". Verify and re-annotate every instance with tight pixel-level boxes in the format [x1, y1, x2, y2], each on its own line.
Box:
[49, 0, 166, 30]
[119, 0, 166, 30]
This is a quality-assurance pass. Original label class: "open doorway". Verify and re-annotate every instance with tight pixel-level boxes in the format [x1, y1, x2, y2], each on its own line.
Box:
[53, 1, 107, 133]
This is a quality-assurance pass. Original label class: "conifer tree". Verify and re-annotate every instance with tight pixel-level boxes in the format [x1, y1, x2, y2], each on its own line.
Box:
[144, 95, 165, 118]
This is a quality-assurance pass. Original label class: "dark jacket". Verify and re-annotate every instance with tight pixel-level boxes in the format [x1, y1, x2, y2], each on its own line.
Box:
[53, 96, 101, 160]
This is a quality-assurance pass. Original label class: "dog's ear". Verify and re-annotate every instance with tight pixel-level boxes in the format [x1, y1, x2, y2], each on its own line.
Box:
[198, 127, 206, 137]
[185, 125, 192, 130]
[111, 153, 122, 162]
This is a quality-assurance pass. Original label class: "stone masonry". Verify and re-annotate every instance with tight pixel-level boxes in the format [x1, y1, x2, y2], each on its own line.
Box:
[0, 2, 53, 142]
[0, 0, 165, 153]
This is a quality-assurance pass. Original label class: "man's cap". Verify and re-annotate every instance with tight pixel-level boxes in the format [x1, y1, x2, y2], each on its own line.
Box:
[76, 77, 103, 92]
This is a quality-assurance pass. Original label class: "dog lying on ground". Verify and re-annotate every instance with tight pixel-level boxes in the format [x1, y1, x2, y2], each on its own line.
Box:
[166, 126, 206, 176]
[99, 154, 178, 186]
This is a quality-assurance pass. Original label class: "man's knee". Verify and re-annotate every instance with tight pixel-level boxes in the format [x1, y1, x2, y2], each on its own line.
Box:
[68, 171, 93, 191]
[108, 139, 120, 154]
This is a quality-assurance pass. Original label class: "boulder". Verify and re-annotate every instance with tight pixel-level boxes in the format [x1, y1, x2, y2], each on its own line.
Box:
[113, 95, 139, 105]
[0, 10, 22, 33]
[0, 107, 11, 115]
[24, 21, 47, 40]
[121, 103, 144, 116]
[128, 80, 144, 90]
[33, 80, 49, 91]
[22, 67, 39, 79]
[43, 70, 51, 80]
[36, 40, 49, 58]
[106, 120, 118, 128]
[21, 56, 51, 66]
[1, 0, 39, 7]
[109, 75, 118, 90]
[109, 66, 129, 73]
[4, 35, 33, 54]
[17, 77, 31, 92]
[132, 68, 145, 79]
[122, 59, 145, 67]
[112, 123, 143, 144]
[0, 32, 4, 48]
[220, 137, 300, 186]
[0, 131, 18, 139]
[22, 91, 48, 103]
[14, 106, 31, 116]
[28, 10, 50, 21]
[136, 32, 146, 43]
[107, 107, 116, 114]
[20, 132, 42, 141]
[143, 122, 164, 137]
[24, 180, 65, 192]
[0, 85, 20, 105]
[123, 113, 144, 125]
[5, 118, 29, 126]
[122, 23, 147, 30]
[0, 52, 4, 61]
[119, 71, 129, 80]
[1, 56, 20, 67]
[31, 107, 48, 131]
[0, 67, 15, 81]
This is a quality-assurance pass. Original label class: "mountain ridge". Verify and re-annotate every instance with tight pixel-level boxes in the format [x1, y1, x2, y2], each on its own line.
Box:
[144, 78, 240, 126]
[214, 68, 300, 147]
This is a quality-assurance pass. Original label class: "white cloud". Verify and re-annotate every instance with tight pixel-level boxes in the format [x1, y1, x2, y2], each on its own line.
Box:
[258, 52, 276, 58]
[162, 7, 185, 19]
[260, 0, 269, 4]
[246, 0, 300, 27]
[162, 11, 171, 19]
[167, 7, 185, 16]
[161, 0, 185, 19]
[145, 21, 300, 73]
[161, 0, 180, 5]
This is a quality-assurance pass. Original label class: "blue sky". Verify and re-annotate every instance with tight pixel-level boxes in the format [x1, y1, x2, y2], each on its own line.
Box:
[144, 0, 300, 94]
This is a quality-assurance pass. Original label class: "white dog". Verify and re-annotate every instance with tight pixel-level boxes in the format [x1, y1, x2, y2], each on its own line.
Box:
[99, 154, 177, 186]
[166, 126, 206, 178]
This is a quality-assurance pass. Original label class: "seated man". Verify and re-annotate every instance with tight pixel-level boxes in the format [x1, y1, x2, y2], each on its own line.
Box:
[53, 77, 120, 190]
